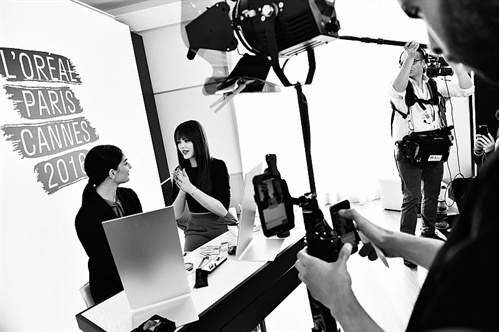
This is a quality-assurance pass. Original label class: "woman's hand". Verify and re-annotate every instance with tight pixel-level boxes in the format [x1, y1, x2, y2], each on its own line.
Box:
[173, 168, 196, 195]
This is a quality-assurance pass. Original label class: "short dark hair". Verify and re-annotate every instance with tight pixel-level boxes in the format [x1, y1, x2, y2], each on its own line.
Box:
[82, 145, 123, 202]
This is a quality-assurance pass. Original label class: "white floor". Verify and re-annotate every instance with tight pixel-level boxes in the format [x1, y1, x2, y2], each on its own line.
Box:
[263, 283, 314, 332]
[177, 199, 435, 331]
[263, 199, 431, 332]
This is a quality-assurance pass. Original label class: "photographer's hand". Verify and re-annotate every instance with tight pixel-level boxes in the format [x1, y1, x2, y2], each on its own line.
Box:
[339, 209, 444, 269]
[393, 41, 419, 93]
[403, 41, 420, 59]
[296, 244, 352, 312]
[339, 209, 396, 258]
[296, 244, 383, 331]
[447, 61, 474, 89]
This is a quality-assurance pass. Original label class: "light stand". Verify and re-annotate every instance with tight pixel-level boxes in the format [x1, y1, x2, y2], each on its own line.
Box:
[290, 82, 340, 331]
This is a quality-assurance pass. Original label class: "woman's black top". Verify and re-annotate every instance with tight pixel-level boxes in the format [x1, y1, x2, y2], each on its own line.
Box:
[75, 187, 142, 304]
[172, 158, 231, 213]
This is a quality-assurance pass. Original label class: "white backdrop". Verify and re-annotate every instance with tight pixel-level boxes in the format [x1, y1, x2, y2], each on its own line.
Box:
[0, 1, 165, 331]
[234, 0, 473, 205]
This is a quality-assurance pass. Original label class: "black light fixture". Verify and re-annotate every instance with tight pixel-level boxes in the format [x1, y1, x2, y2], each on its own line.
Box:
[185, 0, 341, 92]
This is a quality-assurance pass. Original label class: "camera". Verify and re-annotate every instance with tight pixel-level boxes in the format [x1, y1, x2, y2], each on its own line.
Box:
[253, 154, 295, 238]
[329, 200, 360, 254]
[426, 54, 454, 78]
[253, 154, 340, 329]
[253, 154, 361, 252]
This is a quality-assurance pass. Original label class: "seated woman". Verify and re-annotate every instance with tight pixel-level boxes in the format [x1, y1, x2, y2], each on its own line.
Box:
[172, 120, 237, 252]
[75, 145, 142, 304]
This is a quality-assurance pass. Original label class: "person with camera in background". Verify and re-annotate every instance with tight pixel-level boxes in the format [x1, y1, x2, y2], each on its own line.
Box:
[389, 41, 473, 268]
[296, 1, 499, 331]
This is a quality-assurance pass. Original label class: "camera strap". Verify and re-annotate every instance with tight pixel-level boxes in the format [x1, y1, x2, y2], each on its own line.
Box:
[391, 78, 447, 136]
[405, 78, 439, 108]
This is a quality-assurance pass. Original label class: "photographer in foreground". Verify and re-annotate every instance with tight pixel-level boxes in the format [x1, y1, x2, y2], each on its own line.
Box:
[389, 42, 473, 265]
[296, 151, 499, 330]
[451, 130, 498, 211]
[296, 1, 499, 331]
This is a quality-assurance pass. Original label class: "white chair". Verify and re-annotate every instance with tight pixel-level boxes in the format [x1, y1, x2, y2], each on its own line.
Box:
[79, 282, 95, 308]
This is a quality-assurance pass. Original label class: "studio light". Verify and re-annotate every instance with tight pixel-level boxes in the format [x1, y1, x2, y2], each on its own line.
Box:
[185, 0, 341, 92]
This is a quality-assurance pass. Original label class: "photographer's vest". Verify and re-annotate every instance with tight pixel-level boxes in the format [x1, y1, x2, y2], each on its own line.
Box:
[390, 78, 448, 136]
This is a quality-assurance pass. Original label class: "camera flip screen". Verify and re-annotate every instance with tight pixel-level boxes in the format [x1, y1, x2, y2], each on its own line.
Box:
[256, 177, 288, 230]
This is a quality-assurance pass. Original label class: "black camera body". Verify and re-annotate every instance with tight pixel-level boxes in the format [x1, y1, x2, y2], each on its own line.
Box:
[253, 154, 351, 330]
[426, 54, 453, 77]
[253, 154, 358, 254]
[300, 194, 342, 262]
[299, 193, 340, 331]
[329, 200, 360, 254]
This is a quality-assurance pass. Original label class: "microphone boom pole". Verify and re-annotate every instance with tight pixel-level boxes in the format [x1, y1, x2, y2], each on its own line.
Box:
[338, 35, 428, 49]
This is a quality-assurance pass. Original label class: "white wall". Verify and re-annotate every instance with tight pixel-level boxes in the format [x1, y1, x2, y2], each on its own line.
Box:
[139, 23, 243, 182]
[0, 1, 165, 331]
[0, 1, 475, 331]
[139, 0, 473, 205]
[134, 0, 473, 204]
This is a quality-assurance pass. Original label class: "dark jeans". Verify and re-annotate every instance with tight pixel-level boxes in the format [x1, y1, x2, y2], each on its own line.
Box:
[396, 158, 444, 235]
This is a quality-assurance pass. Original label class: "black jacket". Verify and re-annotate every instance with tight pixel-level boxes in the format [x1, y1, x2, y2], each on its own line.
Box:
[75, 187, 142, 304]
[407, 153, 499, 331]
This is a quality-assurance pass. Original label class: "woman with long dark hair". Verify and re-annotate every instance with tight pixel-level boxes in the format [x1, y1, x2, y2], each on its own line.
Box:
[172, 120, 236, 252]
[75, 145, 142, 303]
